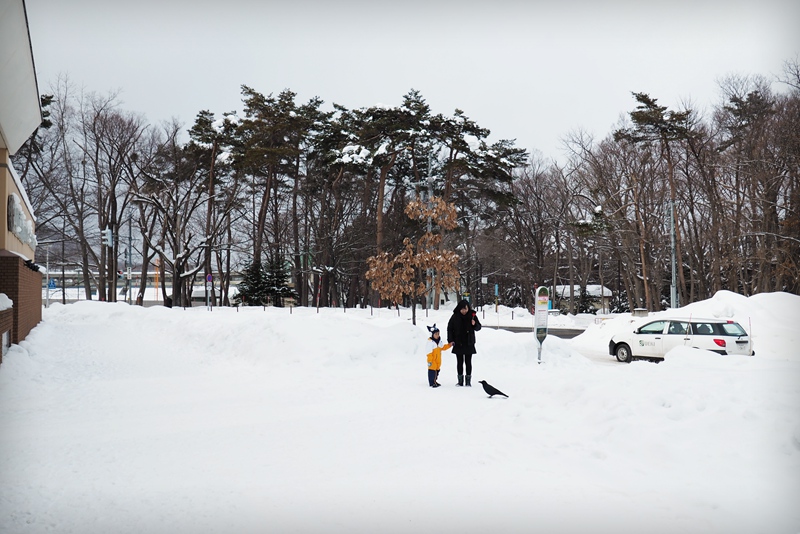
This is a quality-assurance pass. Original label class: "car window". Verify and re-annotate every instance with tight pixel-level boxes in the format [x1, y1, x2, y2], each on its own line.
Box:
[639, 321, 667, 335]
[668, 321, 689, 335]
[721, 322, 747, 336]
[691, 323, 715, 335]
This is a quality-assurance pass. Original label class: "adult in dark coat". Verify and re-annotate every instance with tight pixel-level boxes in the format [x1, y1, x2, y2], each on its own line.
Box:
[447, 299, 482, 386]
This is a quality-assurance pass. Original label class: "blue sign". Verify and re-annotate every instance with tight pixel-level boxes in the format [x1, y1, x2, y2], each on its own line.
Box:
[48, 279, 56, 289]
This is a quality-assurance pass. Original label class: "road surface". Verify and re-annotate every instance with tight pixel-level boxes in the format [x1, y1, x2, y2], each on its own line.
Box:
[488, 325, 585, 339]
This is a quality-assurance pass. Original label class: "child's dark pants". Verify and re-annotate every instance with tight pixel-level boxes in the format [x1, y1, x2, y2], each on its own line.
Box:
[428, 369, 440, 386]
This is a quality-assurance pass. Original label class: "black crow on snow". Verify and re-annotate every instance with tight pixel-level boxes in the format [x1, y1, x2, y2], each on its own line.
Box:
[478, 380, 508, 398]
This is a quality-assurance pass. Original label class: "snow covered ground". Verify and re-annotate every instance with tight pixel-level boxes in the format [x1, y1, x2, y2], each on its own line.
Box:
[1, 291, 798, 534]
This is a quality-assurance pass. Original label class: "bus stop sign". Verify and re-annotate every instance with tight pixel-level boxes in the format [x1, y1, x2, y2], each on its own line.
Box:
[534, 286, 550, 363]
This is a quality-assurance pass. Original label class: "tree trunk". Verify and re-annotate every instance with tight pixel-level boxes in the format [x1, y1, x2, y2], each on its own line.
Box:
[631, 171, 651, 309]
[375, 152, 398, 252]
[664, 142, 688, 305]
[566, 232, 575, 314]
[204, 140, 217, 306]
[253, 169, 273, 263]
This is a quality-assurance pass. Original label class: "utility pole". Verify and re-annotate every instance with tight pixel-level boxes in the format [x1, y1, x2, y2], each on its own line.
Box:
[45, 246, 50, 308]
[127, 216, 132, 305]
[61, 217, 66, 304]
[100, 226, 114, 302]
[669, 200, 678, 309]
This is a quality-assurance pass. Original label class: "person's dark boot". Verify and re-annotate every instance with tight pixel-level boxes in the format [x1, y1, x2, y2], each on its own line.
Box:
[457, 374, 464, 386]
[465, 375, 472, 387]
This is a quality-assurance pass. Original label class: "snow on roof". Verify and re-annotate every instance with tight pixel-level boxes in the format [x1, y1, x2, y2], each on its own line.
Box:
[554, 285, 613, 297]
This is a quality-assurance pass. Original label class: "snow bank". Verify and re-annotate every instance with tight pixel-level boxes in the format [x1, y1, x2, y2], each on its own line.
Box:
[0, 293, 797, 533]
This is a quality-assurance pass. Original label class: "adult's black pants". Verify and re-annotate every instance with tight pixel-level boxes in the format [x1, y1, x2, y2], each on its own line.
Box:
[455, 353, 472, 375]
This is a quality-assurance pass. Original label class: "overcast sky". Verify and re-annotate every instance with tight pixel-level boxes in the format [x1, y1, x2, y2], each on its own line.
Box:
[25, 0, 800, 161]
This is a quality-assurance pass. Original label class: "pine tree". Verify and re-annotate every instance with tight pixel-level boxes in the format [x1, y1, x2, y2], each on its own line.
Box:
[614, 92, 693, 307]
[264, 253, 298, 307]
[234, 260, 268, 306]
[577, 286, 598, 314]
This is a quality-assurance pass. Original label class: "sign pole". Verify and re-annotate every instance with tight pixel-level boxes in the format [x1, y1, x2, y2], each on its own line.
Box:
[206, 273, 213, 310]
[534, 286, 550, 364]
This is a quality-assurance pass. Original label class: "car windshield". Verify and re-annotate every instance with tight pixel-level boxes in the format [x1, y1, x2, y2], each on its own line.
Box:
[721, 322, 747, 336]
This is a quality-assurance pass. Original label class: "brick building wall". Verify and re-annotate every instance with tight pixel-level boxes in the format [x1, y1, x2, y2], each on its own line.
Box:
[0, 308, 12, 365]
[0, 256, 42, 345]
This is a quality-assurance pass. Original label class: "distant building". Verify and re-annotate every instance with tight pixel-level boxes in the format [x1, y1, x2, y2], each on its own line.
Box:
[0, 0, 44, 361]
[554, 284, 613, 313]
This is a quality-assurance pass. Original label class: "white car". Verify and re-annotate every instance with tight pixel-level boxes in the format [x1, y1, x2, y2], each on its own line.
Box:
[609, 317, 755, 362]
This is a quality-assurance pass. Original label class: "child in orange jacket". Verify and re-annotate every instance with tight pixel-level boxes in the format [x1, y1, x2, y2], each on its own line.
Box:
[426, 324, 452, 388]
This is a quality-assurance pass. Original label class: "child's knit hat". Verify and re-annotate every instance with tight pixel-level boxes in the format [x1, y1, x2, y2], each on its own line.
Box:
[427, 324, 439, 335]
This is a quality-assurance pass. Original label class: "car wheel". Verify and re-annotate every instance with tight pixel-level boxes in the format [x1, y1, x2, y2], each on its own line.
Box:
[615, 343, 632, 363]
